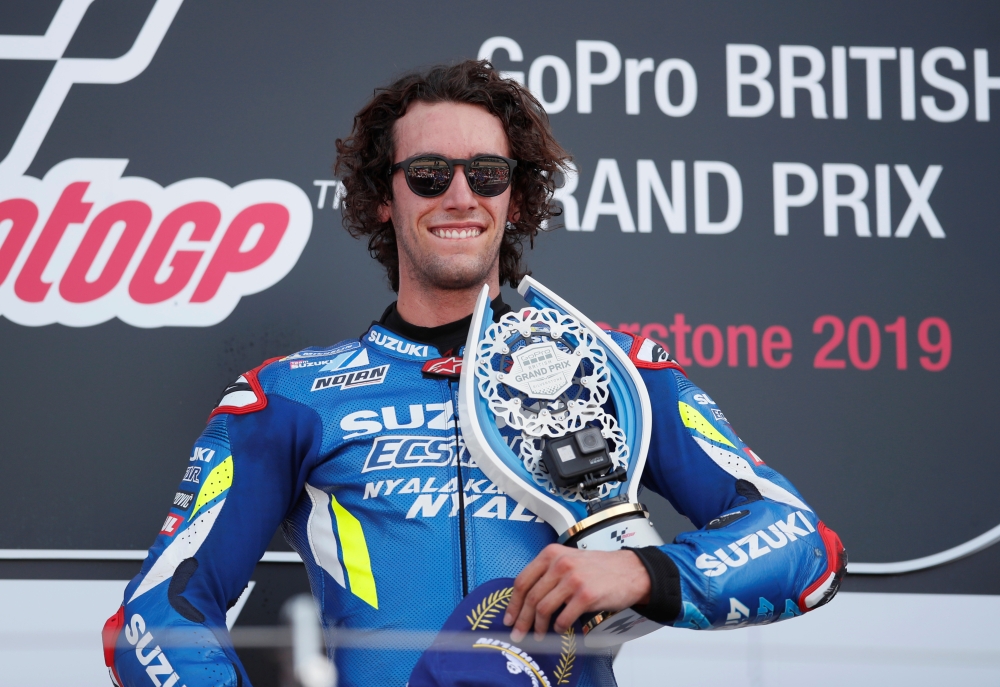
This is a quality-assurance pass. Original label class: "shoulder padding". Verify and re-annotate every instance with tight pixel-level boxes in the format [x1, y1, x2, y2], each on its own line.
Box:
[208, 356, 282, 420]
[611, 330, 687, 375]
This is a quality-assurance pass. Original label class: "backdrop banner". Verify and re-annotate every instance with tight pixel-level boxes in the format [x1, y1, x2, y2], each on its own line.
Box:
[1, 1, 998, 681]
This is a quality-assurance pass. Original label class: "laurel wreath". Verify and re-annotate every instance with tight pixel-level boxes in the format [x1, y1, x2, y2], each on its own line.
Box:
[466, 586, 514, 630]
[553, 627, 576, 685]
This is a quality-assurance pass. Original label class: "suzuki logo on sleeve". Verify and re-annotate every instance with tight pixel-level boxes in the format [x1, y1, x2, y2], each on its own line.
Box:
[0, 0, 312, 328]
[694, 511, 817, 577]
[123, 613, 186, 686]
[190, 447, 215, 462]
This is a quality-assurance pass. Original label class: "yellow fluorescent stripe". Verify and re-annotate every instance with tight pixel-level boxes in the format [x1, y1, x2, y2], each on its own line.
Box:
[678, 402, 736, 448]
[330, 494, 379, 609]
[190, 456, 234, 519]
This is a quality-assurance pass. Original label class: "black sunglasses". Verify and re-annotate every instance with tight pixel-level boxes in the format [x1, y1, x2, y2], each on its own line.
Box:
[390, 154, 517, 198]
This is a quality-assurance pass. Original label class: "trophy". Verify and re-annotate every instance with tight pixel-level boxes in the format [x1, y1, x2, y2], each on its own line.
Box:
[459, 276, 665, 647]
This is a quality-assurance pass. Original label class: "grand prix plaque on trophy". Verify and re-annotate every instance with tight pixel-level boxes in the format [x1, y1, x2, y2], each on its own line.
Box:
[459, 277, 666, 647]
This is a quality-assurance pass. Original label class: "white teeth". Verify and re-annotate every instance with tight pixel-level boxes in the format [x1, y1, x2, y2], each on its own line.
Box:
[432, 227, 483, 239]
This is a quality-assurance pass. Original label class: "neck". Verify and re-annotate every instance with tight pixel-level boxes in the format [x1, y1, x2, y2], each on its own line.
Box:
[395, 273, 501, 328]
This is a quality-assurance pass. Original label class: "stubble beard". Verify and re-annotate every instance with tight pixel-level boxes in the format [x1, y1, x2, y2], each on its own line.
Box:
[395, 222, 503, 292]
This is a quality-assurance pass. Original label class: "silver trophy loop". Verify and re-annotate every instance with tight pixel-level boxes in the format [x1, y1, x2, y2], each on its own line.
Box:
[459, 277, 665, 647]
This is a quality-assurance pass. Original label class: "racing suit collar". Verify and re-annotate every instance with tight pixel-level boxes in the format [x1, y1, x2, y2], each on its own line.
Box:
[376, 294, 512, 356]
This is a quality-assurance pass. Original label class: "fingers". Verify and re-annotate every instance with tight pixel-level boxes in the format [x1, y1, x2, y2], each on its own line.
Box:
[505, 547, 648, 641]
[532, 579, 574, 640]
[553, 586, 595, 634]
[504, 544, 559, 628]
[510, 565, 561, 642]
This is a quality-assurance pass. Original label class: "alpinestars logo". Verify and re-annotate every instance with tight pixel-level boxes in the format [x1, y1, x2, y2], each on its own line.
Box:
[0, 0, 311, 328]
[422, 356, 463, 378]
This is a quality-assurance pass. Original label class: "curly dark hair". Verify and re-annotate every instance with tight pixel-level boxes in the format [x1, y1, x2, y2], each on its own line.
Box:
[335, 59, 572, 292]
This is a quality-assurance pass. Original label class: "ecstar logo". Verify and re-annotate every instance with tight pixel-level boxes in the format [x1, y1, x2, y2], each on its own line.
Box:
[0, 0, 312, 328]
[362, 435, 470, 472]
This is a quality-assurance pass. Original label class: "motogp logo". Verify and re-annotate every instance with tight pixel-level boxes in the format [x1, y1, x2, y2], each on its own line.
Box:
[0, 0, 311, 327]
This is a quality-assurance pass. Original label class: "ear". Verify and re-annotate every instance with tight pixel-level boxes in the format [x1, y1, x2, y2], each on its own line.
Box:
[377, 200, 392, 224]
[506, 190, 521, 225]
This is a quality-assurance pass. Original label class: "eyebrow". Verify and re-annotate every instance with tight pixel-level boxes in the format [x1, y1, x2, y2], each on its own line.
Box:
[406, 152, 510, 159]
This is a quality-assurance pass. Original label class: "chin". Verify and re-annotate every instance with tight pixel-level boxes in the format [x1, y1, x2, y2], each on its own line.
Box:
[422, 256, 494, 291]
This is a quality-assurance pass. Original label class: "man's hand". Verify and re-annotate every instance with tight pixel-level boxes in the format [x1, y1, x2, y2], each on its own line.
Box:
[502, 544, 651, 641]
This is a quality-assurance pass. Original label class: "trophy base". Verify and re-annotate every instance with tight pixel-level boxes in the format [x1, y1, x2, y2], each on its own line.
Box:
[560, 502, 664, 551]
[559, 503, 666, 647]
[582, 608, 658, 648]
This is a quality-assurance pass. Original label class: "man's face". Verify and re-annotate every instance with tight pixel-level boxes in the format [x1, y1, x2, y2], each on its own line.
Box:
[380, 101, 512, 292]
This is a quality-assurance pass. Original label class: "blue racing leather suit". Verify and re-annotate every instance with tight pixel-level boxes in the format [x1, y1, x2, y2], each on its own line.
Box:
[103, 308, 845, 687]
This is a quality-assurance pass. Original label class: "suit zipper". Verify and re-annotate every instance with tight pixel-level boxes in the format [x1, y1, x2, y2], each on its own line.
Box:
[448, 378, 469, 598]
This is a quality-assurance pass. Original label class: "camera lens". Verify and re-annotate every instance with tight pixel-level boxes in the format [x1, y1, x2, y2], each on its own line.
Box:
[575, 427, 605, 454]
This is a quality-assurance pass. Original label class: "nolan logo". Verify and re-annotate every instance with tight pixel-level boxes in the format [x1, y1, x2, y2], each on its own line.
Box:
[367, 330, 429, 357]
[160, 514, 184, 536]
[172, 491, 194, 510]
[311, 365, 389, 392]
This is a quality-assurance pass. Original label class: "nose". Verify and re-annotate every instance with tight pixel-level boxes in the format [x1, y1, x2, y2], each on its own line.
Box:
[440, 163, 478, 212]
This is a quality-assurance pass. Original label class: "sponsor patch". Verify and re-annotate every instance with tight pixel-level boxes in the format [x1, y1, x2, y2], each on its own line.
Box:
[284, 340, 361, 361]
[182, 466, 201, 483]
[160, 514, 184, 536]
[289, 347, 371, 371]
[422, 356, 463, 378]
[706, 510, 750, 530]
[311, 365, 389, 392]
[172, 490, 195, 510]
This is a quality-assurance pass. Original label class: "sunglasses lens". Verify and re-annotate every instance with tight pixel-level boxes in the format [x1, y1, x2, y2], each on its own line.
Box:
[468, 157, 512, 197]
[405, 157, 452, 196]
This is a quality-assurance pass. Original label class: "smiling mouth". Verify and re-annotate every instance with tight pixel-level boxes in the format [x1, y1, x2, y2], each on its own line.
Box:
[430, 226, 485, 240]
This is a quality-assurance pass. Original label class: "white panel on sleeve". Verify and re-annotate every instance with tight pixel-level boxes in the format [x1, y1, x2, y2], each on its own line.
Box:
[129, 500, 227, 602]
[691, 437, 812, 512]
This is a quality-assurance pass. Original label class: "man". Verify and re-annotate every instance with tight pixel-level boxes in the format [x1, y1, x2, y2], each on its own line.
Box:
[103, 60, 845, 687]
